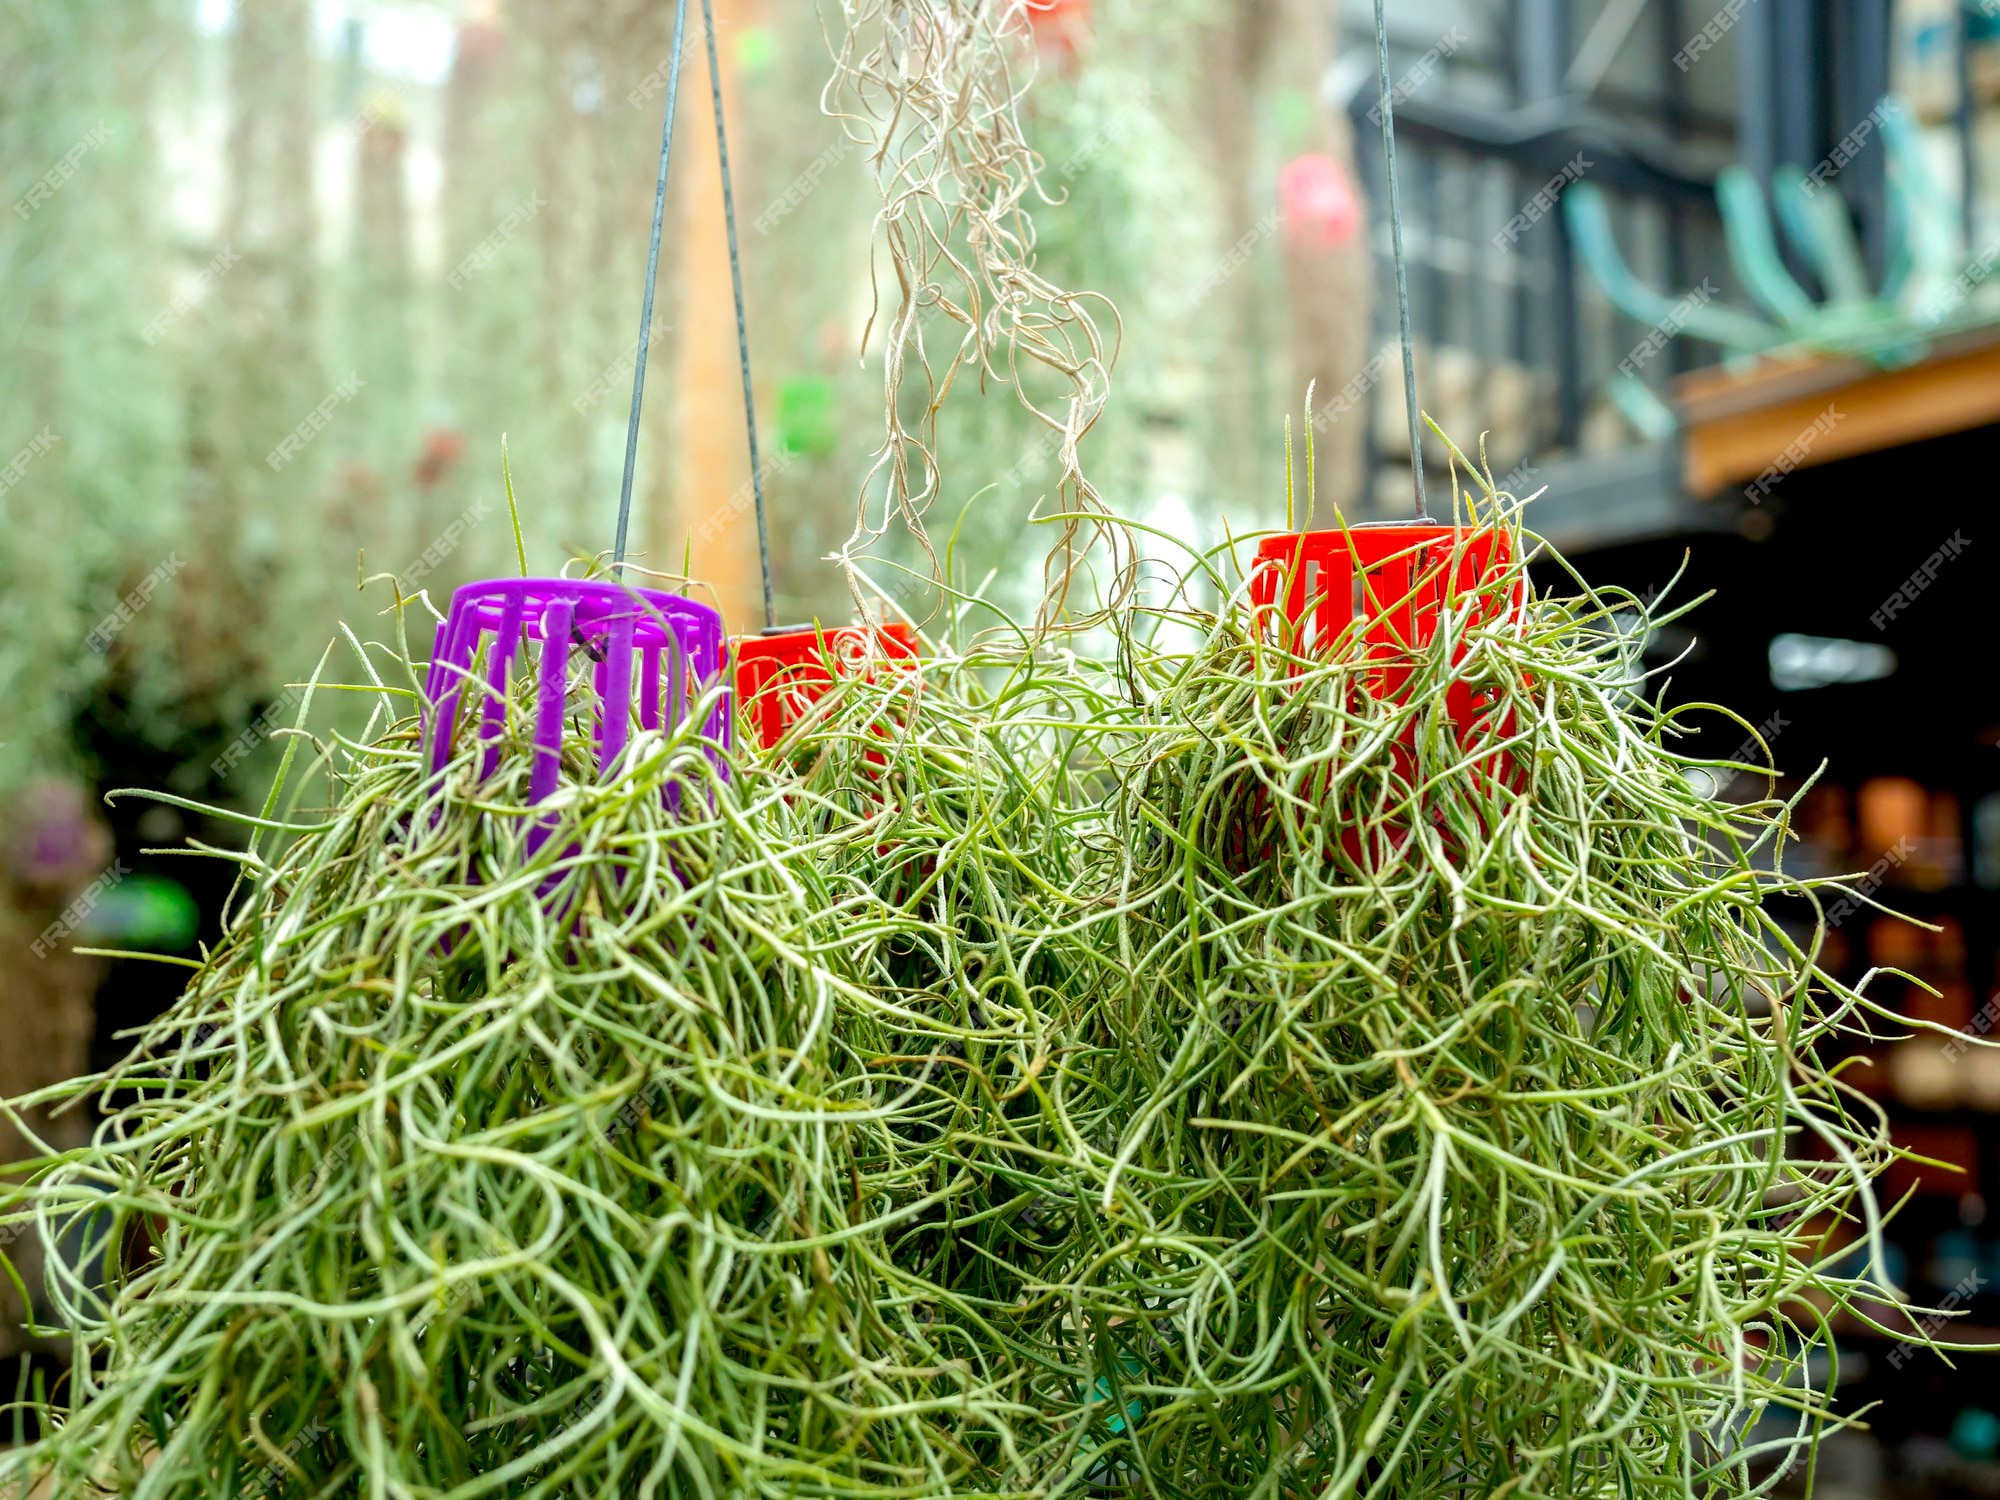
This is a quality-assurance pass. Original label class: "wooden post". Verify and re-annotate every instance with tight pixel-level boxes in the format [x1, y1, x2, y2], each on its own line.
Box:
[662, 0, 765, 636]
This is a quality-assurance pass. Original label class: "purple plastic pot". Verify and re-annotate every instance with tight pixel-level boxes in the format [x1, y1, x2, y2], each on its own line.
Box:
[422, 577, 729, 809]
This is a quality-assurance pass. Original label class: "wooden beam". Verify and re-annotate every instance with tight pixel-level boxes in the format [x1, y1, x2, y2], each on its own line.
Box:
[1675, 328, 2000, 496]
[663, 0, 764, 636]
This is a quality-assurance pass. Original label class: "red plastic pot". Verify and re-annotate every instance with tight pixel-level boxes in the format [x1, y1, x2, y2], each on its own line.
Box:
[1239, 522, 1525, 869]
[732, 622, 920, 751]
[1250, 522, 1517, 721]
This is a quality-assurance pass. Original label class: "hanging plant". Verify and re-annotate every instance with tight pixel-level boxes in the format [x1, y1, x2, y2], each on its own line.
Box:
[1032, 457, 1942, 1495]
[0, 605, 1023, 1498]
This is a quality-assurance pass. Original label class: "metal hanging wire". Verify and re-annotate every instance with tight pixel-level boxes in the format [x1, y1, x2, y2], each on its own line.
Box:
[612, 0, 775, 633]
[1371, 0, 1428, 519]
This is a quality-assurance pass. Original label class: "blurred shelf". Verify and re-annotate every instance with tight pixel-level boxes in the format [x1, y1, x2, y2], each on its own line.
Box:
[1674, 326, 2000, 496]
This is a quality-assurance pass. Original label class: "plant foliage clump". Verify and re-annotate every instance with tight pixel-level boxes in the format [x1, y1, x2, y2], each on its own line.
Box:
[1042, 495, 1912, 1496]
[1, 501, 1954, 1498]
[0, 636, 1026, 1498]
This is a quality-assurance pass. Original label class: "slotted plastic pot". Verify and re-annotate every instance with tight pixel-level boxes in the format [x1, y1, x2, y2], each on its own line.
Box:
[732, 622, 918, 751]
[424, 579, 729, 830]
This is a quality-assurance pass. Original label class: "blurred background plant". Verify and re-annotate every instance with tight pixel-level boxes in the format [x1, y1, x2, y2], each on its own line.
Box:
[0, 0, 1369, 811]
